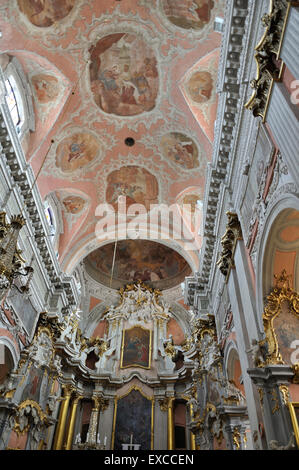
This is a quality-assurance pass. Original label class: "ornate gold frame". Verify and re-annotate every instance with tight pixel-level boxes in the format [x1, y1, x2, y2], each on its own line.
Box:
[262, 270, 299, 367]
[288, 402, 299, 448]
[111, 385, 154, 450]
[13, 399, 48, 435]
[120, 325, 152, 370]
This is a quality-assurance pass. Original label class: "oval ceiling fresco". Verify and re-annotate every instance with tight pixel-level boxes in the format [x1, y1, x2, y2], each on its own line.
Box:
[89, 33, 159, 117]
[161, 0, 215, 30]
[17, 0, 75, 28]
[160, 132, 199, 169]
[106, 166, 159, 211]
[55, 131, 101, 174]
[84, 239, 192, 290]
[186, 70, 213, 104]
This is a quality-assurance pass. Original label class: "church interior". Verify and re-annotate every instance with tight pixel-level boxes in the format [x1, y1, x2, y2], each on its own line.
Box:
[0, 0, 298, 451]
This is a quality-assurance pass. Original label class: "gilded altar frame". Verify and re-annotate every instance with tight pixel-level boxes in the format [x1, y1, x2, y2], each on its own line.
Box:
[111, 385, 154, 450]
[120, 325, 152, 370]
[288, 402, 299, 448]
[262, 270, 299, 366]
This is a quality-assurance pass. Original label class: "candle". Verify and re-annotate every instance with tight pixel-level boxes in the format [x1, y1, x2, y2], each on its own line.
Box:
[86, 432, 89, 442]
[104, 436, 107, 446]
[97, 434, 100, 444]
[130, 434, 133, 445]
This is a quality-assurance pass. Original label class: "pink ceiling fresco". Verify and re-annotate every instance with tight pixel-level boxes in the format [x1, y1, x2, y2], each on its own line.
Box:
[0, 0, 224, 302]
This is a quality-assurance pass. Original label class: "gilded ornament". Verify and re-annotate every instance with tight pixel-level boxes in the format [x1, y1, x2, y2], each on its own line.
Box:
[262, 270, 299, 367]
[270, 389, 280, 414]
[292, 363, 299, 384]
[245, 0, 291, 121]
[159, 397, 169, 412]
[232, 427, 241, 450]
[258, 387, 264, 407]
[279, 385, 290, 406]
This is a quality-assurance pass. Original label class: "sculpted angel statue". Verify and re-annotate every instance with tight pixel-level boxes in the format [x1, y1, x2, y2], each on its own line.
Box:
[246, 338, 268, 367]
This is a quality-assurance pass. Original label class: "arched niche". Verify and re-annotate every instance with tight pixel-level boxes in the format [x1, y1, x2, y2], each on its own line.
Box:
[255, 194, 299, 333]
[224, 341, 245, 395]
[0, 338, 19, 384]
[262, 208, 299, 298]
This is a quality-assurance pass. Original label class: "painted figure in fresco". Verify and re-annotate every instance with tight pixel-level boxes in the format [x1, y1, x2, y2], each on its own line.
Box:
[89, 34, 158, 117]
[106, 166, 158, 211]
[55, 132, 100, 173]
[62, 196, 86, 214]
[161, 133, 198, 169]
[31, 74, 60, 103]
[109, 182, 143, 206]
[162, 0, 214, 30]
[88, 239, 190, 287]
[187, 71, 213, 104]
[172, 141, 195, 168]
[18, 0, 75, 28]
[67, 142, 86, 163]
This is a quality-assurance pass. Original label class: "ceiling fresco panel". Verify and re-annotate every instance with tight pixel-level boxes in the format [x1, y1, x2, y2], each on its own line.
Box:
[89, 33, 159, 117]
[17, 0, 75, 28]
[55, 131, 102, 174]
[0, 0, 225, 294]
[106, 165, 159, 211]
[160, 132, 199, 170]
[85, 239, 192, 291]
[161, 0, 215, 30]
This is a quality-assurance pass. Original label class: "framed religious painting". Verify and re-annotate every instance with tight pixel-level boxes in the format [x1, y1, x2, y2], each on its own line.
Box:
[112, 386, 154, 450]
[120, 326, 152, 369]
[288, 402, 299, 448]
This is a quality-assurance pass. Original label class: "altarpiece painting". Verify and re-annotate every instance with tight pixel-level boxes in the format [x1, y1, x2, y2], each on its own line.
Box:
[112, 388, 153, 450]
[120, 326, 151, 369]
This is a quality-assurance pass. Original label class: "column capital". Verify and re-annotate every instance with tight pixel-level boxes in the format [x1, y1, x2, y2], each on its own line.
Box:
[159, 396, 174, 412]
[92, 395, 109, 412]
[61, 384, 75, 398]
[73, 394, 83, 405]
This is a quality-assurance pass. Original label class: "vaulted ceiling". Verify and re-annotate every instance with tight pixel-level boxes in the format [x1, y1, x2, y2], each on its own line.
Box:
[0, 0, 224, 311]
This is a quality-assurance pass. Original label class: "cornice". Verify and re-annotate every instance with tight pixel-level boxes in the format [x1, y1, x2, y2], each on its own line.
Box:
[185, 0, 263, 307]
[0, 85, 79, 313]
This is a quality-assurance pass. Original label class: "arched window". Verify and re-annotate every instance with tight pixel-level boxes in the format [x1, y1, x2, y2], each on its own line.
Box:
[0, 55, 35, 138]
[5, 75, 24, 132]
[44, 201, 56, 242]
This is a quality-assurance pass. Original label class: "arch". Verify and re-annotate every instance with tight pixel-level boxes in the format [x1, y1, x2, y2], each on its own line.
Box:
[0, 55, 35, 138]
[43, 193, 63, 256]
[223, 340, 245, 394]
[255, 192, 299, 332]
[0, 335, 20, 376]
[61, 227, 199, 277]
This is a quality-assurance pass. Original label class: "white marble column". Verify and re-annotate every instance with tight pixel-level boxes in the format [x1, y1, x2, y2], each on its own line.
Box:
[153, 397, 168, 450]
[227, 253, 265, 450]
[267, 82, 299, 184]
[280, 6, 299, 80]
[97, 398, 114, 450]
